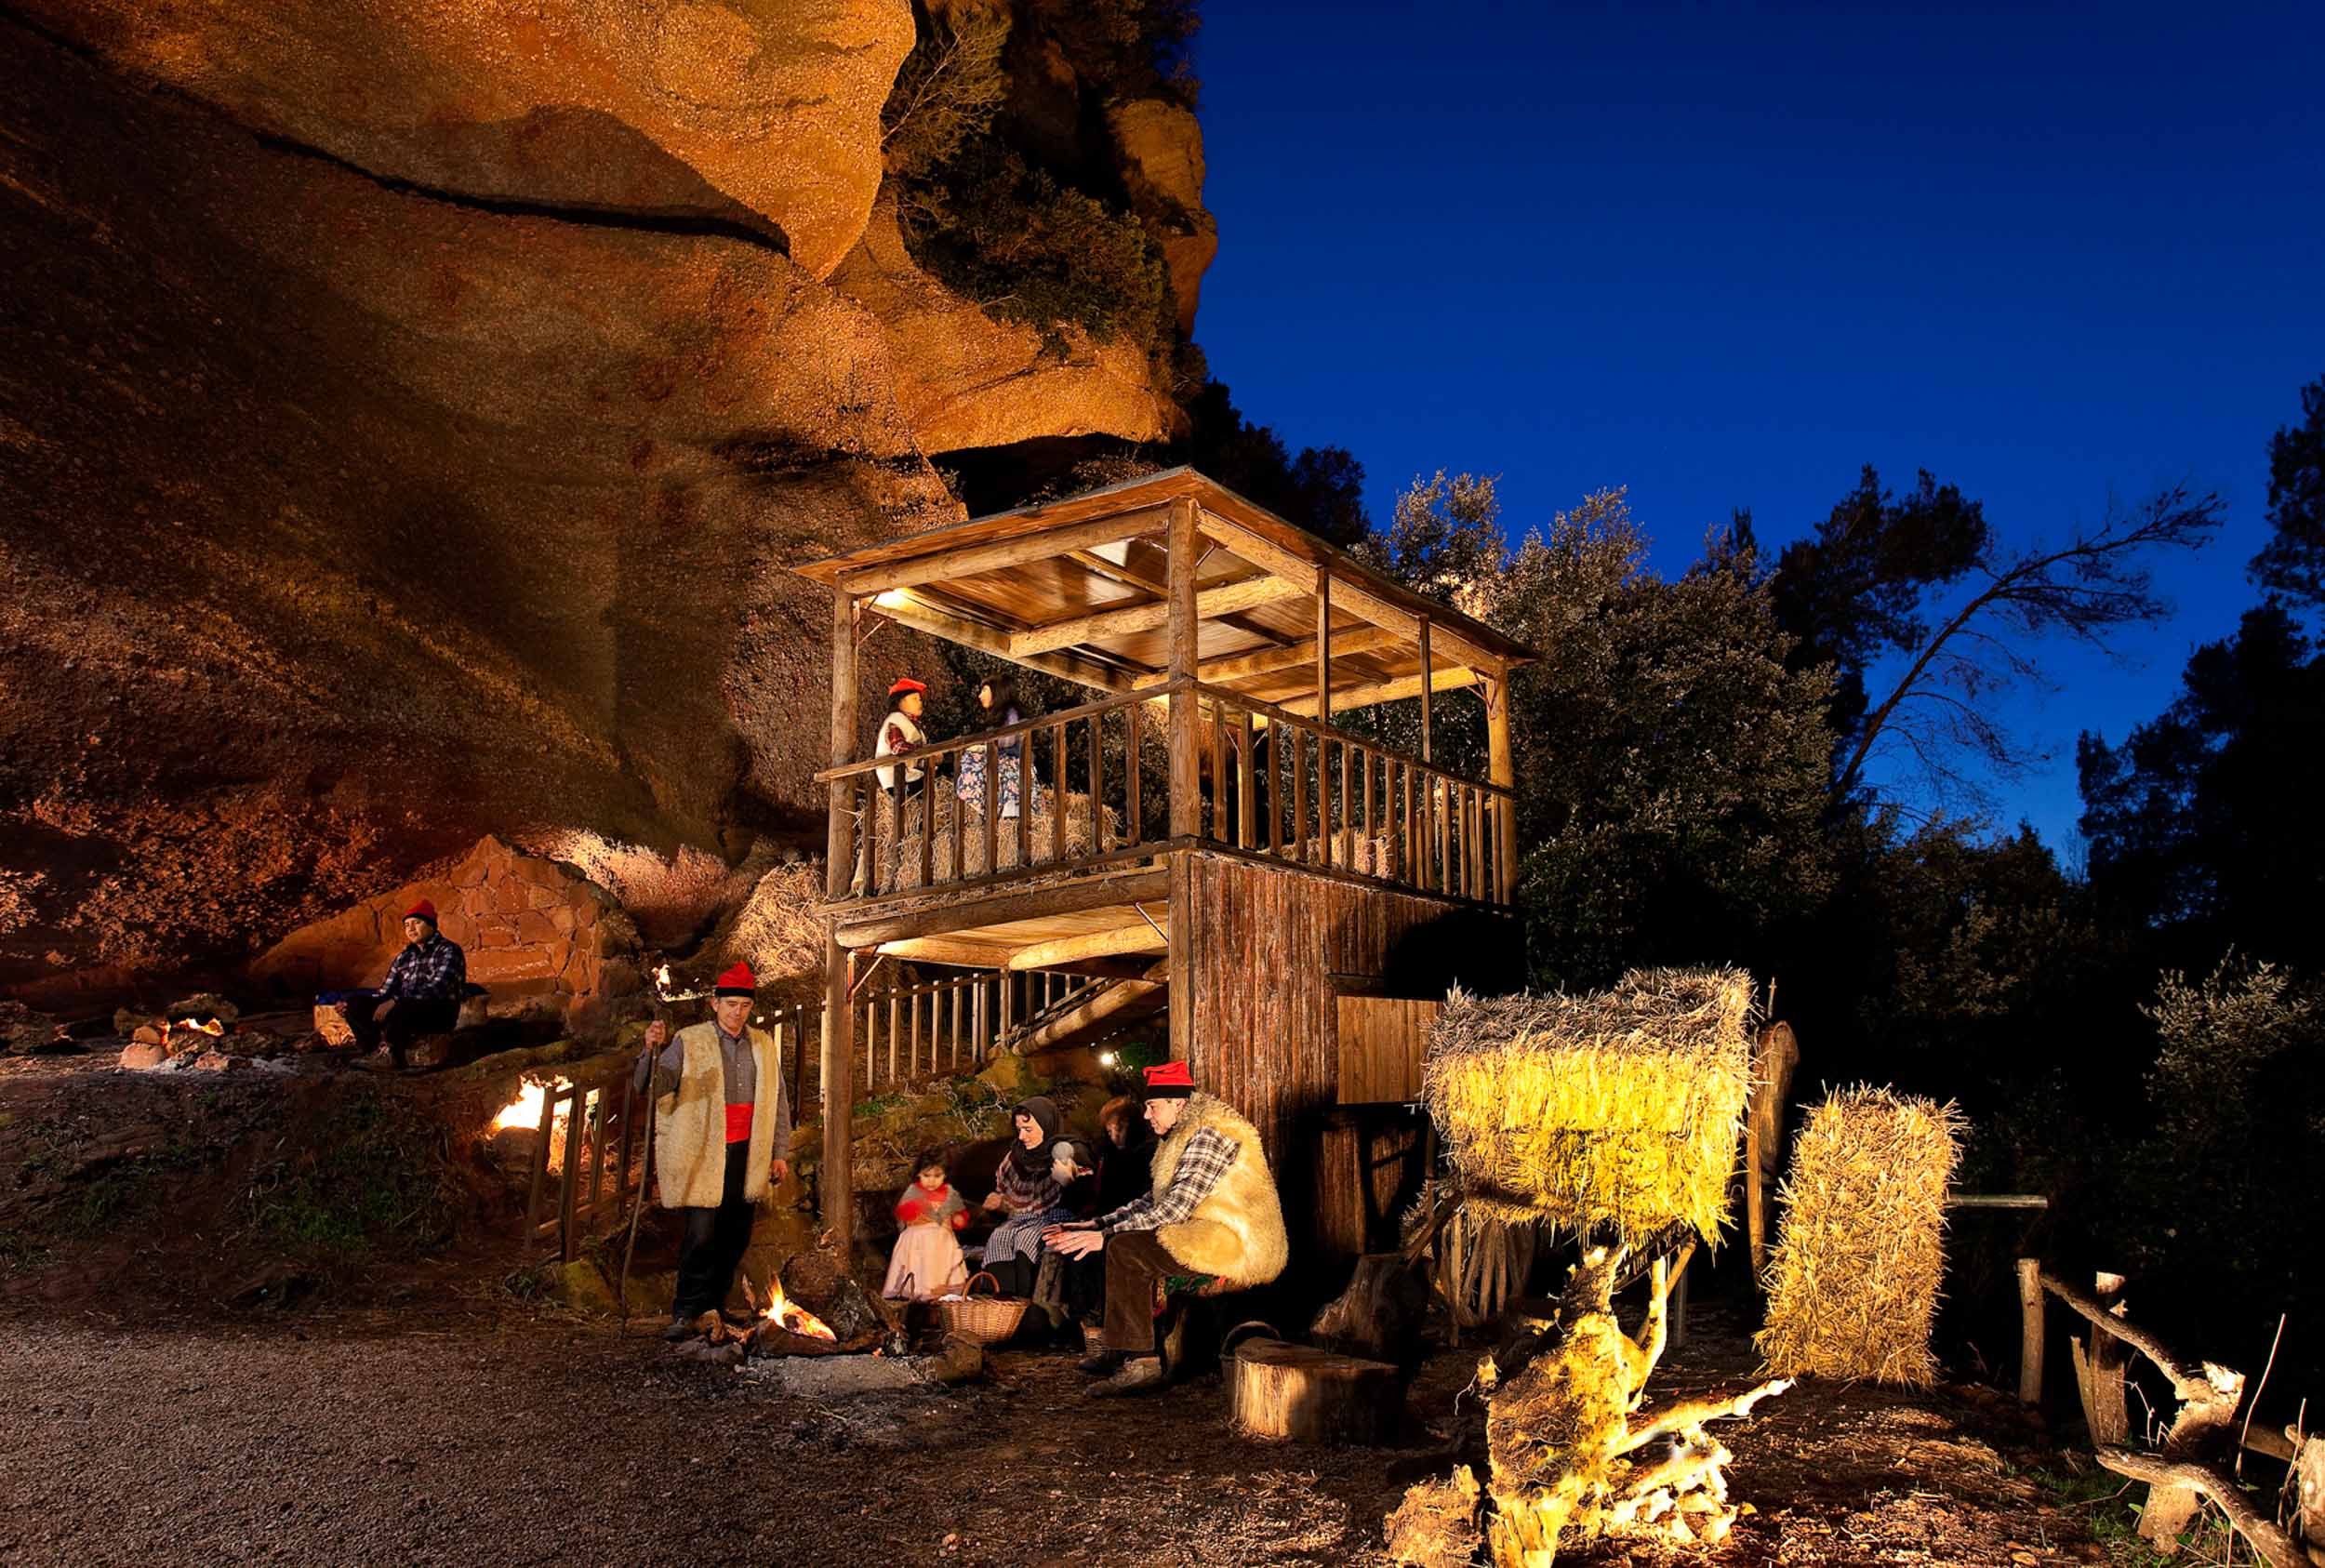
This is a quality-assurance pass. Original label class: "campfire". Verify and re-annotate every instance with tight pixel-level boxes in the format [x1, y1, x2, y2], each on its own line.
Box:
[489, 1077, 572, 1135]
[760, 1277, 838, 1343]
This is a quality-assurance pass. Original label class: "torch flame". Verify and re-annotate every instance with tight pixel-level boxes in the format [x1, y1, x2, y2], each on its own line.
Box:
[760, 1278, 836, 1341]
[489, 1077, 572, 1134]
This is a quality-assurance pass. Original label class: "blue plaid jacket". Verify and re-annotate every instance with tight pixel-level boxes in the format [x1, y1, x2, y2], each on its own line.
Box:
[379, 934, 467, 1003]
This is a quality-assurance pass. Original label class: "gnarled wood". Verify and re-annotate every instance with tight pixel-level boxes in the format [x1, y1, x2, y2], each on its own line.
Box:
[2092, 1447, 2304, 1568]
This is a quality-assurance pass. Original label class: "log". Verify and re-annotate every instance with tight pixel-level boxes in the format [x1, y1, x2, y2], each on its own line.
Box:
[2093, 1447, 2305, 1568]
[1229, 1339, 1401, 1445]
[2066, 1272, 2132, 1446]
[1310, 1253, 1431, 1366]
[2017, 1256, 2045, 1404]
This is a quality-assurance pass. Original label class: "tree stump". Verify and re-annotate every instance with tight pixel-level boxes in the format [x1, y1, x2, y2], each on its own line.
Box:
[1229, 1339, 1401, 1445]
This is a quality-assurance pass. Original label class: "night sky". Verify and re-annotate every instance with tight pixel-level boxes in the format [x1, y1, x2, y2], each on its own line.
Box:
[1189, 1, 2325, 851]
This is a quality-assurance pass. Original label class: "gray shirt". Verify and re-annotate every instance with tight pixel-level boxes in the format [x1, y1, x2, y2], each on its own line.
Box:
[634, 1023, 790, 1147]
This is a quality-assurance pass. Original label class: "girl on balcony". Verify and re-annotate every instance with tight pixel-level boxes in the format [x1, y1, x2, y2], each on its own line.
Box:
[873, 677, 929, 800]
[953, 673, 1024, 821]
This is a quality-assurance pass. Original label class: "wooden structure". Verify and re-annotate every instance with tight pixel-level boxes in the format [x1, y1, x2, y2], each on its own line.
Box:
[797, 468, 1535, 1252]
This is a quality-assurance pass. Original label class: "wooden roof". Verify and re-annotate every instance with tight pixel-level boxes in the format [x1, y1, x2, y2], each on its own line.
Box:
[793, 468, 1536, 713]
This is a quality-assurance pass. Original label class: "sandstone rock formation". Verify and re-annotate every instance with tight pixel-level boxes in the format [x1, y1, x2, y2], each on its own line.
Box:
[1109, 98, 1218, 336]
[0, 4, 1213, 1001]
[250, 835, 642, 1033]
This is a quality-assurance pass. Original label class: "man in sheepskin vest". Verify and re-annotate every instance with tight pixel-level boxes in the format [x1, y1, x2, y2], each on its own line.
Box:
[632, 961, 790, 1340]
[1047, 1061, 1287, 1395]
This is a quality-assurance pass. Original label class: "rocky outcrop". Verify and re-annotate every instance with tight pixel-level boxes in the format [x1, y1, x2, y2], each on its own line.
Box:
[0, 4, 1211, 998]
[1108, 98, 1217, 336]
[831, 199, 1177, 453]
[249, 836, 643, 1032]
[13, 0, 915, 277]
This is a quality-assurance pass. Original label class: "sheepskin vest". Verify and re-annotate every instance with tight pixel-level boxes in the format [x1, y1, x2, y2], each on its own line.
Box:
[653, 1022, 779, 1210]
[1149, 1092, 1289, 1287]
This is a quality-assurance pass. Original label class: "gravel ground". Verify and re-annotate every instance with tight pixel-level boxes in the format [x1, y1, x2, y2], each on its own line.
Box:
[0, 1299, 2113, 1568]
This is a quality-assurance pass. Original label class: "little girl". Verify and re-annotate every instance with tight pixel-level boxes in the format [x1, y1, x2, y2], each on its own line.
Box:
[884, 1149, 969, 1301]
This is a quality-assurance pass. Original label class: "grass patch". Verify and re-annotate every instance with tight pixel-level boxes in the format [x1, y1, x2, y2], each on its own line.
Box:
[246, 1096, 454, 1258]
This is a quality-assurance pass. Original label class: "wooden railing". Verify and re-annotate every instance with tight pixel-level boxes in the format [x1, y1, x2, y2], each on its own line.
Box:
[817, 677, 1514, 908]
[1188, 684, 1514, 906]
[820, 686, 1170, 903]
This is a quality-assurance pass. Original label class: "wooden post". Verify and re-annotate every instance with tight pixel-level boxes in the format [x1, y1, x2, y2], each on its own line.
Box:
[828, 590, 857, 901]
[1416, 617, 1434, 764]
[1167, 496, 1202, 838]
[1314, 570, 1332, 731]
[2016, 1256, 2044, 1405]
[1745, 1020, 1799, 1276]
[2067, 1271, 2132, 1446]
[1486, 677, 1515, 903]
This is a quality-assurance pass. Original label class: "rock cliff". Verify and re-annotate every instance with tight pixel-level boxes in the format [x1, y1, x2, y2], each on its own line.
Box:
[0, 4, 1214, 1000]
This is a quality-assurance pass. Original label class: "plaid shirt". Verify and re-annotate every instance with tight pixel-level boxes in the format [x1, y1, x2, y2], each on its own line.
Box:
[1096, 1126, 1238, 1236]
[378, 934, 466, 1002]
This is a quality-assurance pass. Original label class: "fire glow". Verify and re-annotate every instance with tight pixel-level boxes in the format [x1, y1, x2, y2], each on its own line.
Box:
[759, 1278, 836, 1341]
[489, 1077, 571, 1135]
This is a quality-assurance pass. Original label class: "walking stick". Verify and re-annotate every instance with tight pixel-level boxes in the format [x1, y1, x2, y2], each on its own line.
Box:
[617, 1011, 669, 1329]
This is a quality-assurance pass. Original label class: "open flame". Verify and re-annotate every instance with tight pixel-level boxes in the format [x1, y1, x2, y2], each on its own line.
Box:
[759, 1277, 836, 1341]
[489, 1077, 571, 1134]
[167, 1017, 226, 1039]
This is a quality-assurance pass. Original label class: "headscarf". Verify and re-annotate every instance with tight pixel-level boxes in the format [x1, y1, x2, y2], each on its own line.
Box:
[1007, 1096, 1062, 1177]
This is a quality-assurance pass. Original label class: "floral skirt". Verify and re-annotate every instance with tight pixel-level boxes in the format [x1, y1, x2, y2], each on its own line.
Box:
[955, 749, 1022, 818]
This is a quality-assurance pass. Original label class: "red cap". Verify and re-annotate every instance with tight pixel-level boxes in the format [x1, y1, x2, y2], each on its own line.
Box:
[887, 677, 927, 698]
[713, 961, 757, 996]
[1143, 1060, 1196, 1098]
[403, 899, 437, 923]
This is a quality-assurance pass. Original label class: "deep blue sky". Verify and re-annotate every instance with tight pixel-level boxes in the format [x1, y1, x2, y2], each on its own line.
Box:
[1188, 2, 2325, 852]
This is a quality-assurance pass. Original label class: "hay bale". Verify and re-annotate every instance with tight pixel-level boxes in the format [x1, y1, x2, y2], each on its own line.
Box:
[868, 785, 1120, 892]
[690, 857, 828, 1006]
[1420, 968, 1755, 1242]
[1754, 1086, 1962, 1387]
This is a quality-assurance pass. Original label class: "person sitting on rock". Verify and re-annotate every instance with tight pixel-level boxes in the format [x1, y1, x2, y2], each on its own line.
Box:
[1044, 1062, 1288, 1397]
[633, 961, 791, 1341]
[346, 899, 466, 1070]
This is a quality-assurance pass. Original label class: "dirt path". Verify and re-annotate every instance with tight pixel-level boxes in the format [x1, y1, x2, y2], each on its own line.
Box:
[0, 1299, 2110, 1567]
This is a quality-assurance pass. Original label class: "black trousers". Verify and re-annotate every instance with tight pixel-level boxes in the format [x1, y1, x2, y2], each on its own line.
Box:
[1062, 1251, 1107, 1324]
[672, 1140, 756, 1321]
[345, 994, 458, 1066]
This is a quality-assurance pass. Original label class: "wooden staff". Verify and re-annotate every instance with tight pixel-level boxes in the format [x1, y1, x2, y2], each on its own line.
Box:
[616, 1002, 674, 1327]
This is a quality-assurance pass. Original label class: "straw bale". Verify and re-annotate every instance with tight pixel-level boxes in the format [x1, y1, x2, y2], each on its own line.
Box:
[690, 857, 829, 1007]
[1754, 1086, 1962, 1387]
[866, 785, 1121, 893]
[1420, 968, 1756, 1243]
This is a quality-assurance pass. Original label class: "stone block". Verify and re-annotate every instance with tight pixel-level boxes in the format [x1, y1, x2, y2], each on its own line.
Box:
[190, 1050, 247, 1072]
[513, 909, 559, 945]
[119, 1041, 167, 1070]
[493, 879, 527, 915]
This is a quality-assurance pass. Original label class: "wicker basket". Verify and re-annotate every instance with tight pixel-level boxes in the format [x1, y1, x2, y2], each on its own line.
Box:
[937, 1271, 1030, 1346]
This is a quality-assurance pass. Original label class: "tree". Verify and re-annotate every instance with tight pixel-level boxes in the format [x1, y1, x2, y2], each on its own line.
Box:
[2078, 603, 2325, 968]
[1168, 380, 1372, 550]
[2247, 372, 2325, 612]
[1767, 468, 1990, 753]
[1827, 484, 2223, 808]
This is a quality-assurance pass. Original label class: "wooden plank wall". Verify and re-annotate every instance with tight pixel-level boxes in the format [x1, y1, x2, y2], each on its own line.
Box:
[1172, 850, 1518, 1266]
[1335, 996, 1440, 1105]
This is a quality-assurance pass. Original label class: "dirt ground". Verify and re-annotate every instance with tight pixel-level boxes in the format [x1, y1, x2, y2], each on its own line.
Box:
[0, 1289, 2119, 1568]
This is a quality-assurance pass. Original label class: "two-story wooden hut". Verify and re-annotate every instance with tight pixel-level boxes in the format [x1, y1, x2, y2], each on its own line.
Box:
[795, 468, 1535, 1262]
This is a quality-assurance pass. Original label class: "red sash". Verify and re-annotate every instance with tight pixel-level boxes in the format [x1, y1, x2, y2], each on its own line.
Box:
[724, 1103, 753, 1145]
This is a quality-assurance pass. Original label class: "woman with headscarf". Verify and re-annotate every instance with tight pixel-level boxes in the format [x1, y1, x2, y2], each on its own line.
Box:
[978, 1096, 1070, 1296]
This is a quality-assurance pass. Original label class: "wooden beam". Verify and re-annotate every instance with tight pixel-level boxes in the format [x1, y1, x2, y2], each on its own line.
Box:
[1279, 663, 1481, 719]
[835, 504, 1171, 594]
[1168, 498, 1202, 839]
[1417, 618, 1433, 763]
[1068, 548, 1170, 597]
[1010, 573, 1302, 657]
[833, 869, 1175, 949]
[1133, 625, 1400, 689]
[1004, 917, 1170, 972]
[1198, 512, 1514, 677]
[871, 589, 1138, 693]
[873, 936, 1017, 969]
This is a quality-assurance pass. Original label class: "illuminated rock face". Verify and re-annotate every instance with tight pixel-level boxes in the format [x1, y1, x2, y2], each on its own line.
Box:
[0, 7, 1207, 997]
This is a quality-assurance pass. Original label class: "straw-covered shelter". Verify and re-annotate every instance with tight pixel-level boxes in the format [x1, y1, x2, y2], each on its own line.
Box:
[1421, 967, 1757, 1244]
[1755, 1085, 1963, 1387]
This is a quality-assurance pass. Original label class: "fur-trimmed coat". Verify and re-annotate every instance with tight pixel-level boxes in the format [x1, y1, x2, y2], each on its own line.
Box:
[1150, 1093, 1289, 1287]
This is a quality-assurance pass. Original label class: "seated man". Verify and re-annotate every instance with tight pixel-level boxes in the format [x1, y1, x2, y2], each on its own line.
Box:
[345, 899, 466, 1070]
[1045, 1061, 1288, 1396]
